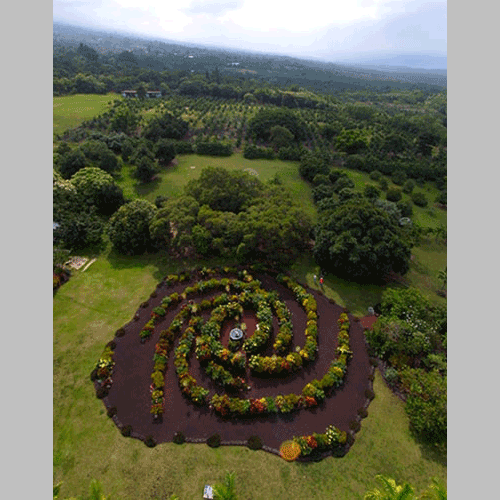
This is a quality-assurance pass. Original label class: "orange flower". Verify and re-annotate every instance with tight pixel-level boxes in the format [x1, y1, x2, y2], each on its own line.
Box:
[279, 441, 301, 461]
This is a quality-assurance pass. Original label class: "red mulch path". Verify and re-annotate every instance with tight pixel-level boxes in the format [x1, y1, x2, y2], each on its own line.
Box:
[101, 271, 373, 456]
[359, 315, 378, 331]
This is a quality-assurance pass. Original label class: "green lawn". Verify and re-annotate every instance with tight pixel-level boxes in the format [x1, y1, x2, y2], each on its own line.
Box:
[53, 93, 122, 136]
[344, 169, 447, 230]
[54, 247, 445, 499]
[115, 153, 318, 222]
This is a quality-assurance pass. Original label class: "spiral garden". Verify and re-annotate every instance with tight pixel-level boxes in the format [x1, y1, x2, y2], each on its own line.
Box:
[91, 266, 374, 461]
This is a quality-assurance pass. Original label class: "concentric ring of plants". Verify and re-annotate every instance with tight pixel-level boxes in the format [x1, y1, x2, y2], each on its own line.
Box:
[92, 266, 373, 460]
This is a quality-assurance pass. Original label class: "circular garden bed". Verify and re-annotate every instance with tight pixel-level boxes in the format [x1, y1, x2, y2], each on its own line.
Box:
[92, 266, 374, 461]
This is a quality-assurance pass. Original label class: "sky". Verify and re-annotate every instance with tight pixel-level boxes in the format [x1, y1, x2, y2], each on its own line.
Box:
[53, 0, 447, 63]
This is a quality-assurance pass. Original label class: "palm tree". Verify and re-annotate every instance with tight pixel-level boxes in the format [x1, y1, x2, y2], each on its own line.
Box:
[419, 478, 447, 500]
[213, 471, 238, 500]
[437, 267, 447, 288]
[364, 474, 416, 500]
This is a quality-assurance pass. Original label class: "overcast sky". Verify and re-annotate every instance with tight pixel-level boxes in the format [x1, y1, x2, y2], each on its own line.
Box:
[53, 0, 447, 61]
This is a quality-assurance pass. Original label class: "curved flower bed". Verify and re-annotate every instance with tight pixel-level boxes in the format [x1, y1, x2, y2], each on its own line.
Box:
[94, 265, 372, 461]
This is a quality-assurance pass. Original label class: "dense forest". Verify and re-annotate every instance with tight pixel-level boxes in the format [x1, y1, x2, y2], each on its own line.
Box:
[53, 25, 447, 455]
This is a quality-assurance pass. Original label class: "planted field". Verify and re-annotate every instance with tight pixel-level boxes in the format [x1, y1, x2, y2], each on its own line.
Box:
[53, 93, 122, 136]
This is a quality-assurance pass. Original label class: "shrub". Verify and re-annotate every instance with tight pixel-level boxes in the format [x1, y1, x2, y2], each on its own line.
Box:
[369, 170, 382, 181]
[279, 440, 301, 461]
[207, 433, 221, 448]
[364, 185, 380, 200]
[402, 179, 416, 194]
[247, 435, 263, 450]
[364, 389, 375, 400]
[107, 407, 117, 418]
[379, 178, 389, 191]
[243, 144, 275, 160]
[115, 328, 126, 337]
[357, 408, 368, 419]
[173, 431, 186, 444]
[96, 386, 108, 399]
[90, 369, 98, 382]
[196, 140, 233, 157]
[349, 420, 361, 432]
[411, 192, 428, 207]
[391, 171, 407, 186]
[384, 367, 399, 385]
[386, 188, 402, 202]
[396, 200, 413, 218]
[144, 435, 157, 448]
[121, 425, 132, 437]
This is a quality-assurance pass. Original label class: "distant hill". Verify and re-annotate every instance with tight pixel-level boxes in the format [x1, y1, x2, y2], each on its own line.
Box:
[53, 22, 446, 90]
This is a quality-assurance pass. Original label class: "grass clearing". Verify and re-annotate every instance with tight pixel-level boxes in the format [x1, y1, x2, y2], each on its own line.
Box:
[54, 247, 445, 499]
[53, 93, 122, 136]
[114, 153, 317, 222]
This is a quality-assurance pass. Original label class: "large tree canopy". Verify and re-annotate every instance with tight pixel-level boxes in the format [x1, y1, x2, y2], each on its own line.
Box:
[142, 112, 188, 142]
[70, 167, 125, 216]
[247, 107, 306, 143]
[185, 166, 262, 214]
[107, 199, 157, 255]
[313, 199, 411, 281]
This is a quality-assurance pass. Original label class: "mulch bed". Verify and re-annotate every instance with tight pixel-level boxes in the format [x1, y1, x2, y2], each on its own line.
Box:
[99, 271, 373, 457]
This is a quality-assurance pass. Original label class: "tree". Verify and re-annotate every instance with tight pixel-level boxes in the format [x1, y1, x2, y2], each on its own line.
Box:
[248, 107, 305, 143]
[107, 199, 157, 255]
[134, 157, 157, 183]
[53, 208, 104, 250]
[142, 112, 188, 142]
[299, 151, 330, 182]
[269, 125, 294, 149]
[80, 140, 119, 174]
[335, 128, 370, 154]
[136, 84, 146, 100]
[399, 368, 447, 445]
[59, 149, 88, 179]
[386, 187, 403, 202]
[70, 167, 125, 216]
[402, 179, 416, 194]
[77, 43, 98, 62]
[313, 200, 411, 282]
[364, 185, 381, 200]
[185, 166, 262, 214]
[154, 139, 176, 165]
[411, 192, 428, 207]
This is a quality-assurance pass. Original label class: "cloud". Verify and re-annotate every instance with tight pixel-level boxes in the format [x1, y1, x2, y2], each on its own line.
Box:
[183, 0, 245, 16]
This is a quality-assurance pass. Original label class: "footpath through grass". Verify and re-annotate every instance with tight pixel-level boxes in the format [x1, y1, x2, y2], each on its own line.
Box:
[54, 248, 446, 499]
[53, 93, 122, 136]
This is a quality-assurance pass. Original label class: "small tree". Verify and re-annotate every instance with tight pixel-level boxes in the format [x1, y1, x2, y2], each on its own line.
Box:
[59, 149, 88, 179]
[155, 139, 176, 165]
[402, 179, 416, 194]
[107, 199, 157, 255]
[411, 192, 428, 207]
[135, 157, 157, 183]
[386, 187, 403, 202]
[364, 185, 381, 200]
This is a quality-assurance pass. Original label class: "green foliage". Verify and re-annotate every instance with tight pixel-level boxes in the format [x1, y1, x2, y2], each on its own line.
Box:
[335, 128, 370, 154]
[59, 149, 88, 179]
[134, 157, 158, 183]
[402, 179, 416, 194]
[195, 140, 233, 157]
[391, 171, 407, 186]
[248, 107, 305, 142]
[411, 192, 428, 207]
[154, 139, 176, 165]
[243, 144, 276, 160]
[386, 187, 403, 202]
[185, 166, 262, 213]
[364, 184, 381, 200]
[269, 125, 294, 149]
[399, 368, 447, 445]
[70, 167, 124, 216]
[142, 112, 188, 142]
[314, 200, 411, 281]
[299, 150, 330, 182]
[107, 199, 158, 255]
[397, 200, 413, 217]
[369, 170, 382, 181]
[363, 474, 415, 500]
[80, 140, 119, 174]
[213, 471, 238, 500]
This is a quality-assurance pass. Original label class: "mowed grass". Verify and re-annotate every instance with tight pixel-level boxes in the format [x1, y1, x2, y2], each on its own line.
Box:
[53, 93, 122, 136]
[54, 248, 446, 499]
[115, 153, 317, 222]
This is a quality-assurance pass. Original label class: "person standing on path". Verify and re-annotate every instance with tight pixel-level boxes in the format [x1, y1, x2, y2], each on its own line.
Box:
[313, 274, 317, 285]
[319, 276, 324, 289]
